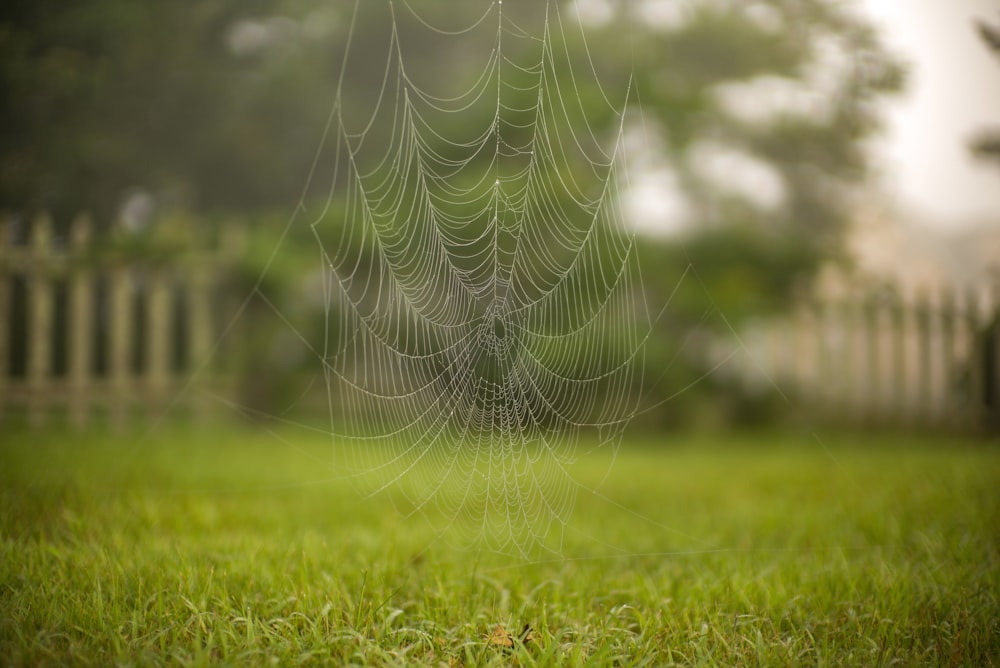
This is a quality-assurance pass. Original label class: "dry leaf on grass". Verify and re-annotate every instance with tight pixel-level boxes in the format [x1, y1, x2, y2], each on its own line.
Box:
[487, 624, 536, 650]
[488, 625, 515, 648]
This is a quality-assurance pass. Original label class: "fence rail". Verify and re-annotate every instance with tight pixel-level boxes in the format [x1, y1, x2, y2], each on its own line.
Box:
[0, 213, 240, 427]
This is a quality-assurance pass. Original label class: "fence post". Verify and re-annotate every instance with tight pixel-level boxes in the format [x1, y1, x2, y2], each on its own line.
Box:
[914, 287, 934, 425]
[886, 287, 908, 424]
[185, 222, 244, 417]
[939, 286, 958, 428]
[986, 277, 1000, 433]
[812, 301, 839, 418]
[0, 217, 9, 422]
[187, 261, 213, 419]
[68, 215, 94, 427]
[832, 294, 853, 419]
[862, 289, 880, 423]
[848, 292, 868, 421]
[108, 261, 133, 428]
[27, 214, 54, 426]
[965, 286, 985, 430]
[147, 264, 172, 414]
[790, 303, 811, 408]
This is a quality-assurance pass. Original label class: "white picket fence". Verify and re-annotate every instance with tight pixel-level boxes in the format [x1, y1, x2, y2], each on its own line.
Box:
[719, 279, 1000, 432]
[3, 212, 998, 432]
[0, 213, 241, 427]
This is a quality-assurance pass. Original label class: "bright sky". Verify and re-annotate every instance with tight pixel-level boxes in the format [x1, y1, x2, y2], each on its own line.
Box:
[863, 0, 1000, 228]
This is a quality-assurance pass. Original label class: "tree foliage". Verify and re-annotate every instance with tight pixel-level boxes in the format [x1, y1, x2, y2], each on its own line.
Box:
[0, 0, 336, 222]
[2, 1, 903, 230]
[970, 14, 1000, 167]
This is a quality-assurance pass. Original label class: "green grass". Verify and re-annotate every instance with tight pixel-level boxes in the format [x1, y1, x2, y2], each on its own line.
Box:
[2, 426, 998, 666]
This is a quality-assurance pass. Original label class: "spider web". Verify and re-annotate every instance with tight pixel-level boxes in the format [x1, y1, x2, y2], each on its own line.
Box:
[268, 0, 648, 556]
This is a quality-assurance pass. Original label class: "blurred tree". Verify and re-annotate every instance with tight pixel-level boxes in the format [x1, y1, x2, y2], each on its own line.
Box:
[554, 1, 905, 425]
[0, 0, 342, 226]
[585, 0, 904, 307]
[295, 0, 906, 316]
[1, 0, 902, 246]
[969, 14, 1000, 167]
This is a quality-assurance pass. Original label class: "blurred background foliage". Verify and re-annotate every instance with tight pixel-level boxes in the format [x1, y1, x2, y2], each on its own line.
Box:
[970, 14, 1000, 168]
[0, 0, 905, 427]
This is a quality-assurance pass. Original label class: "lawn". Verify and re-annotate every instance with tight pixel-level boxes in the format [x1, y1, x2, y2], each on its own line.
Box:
[1, 426, 998, 666]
